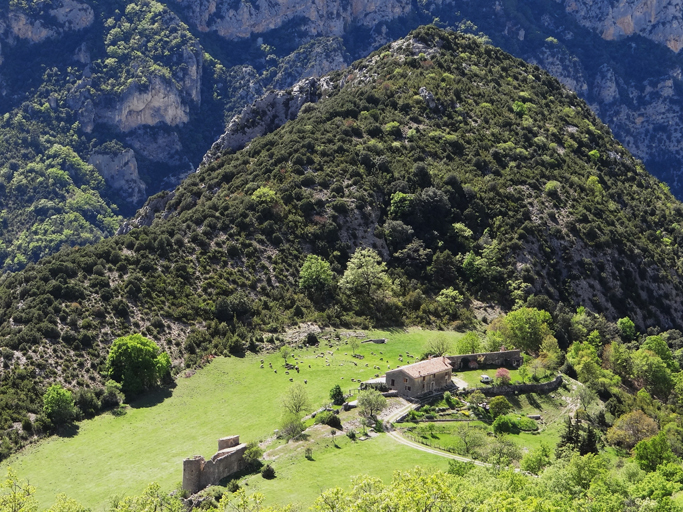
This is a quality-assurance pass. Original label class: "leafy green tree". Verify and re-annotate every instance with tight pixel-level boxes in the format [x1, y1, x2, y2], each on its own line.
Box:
[299, 255, 333, 296]
[426, 335, 452, 357]
[607, 410, 659, 449]
[518, 365, 529, 383]
[338, 248, 392, 310]
[349, 338, 361, 355]
[632, 348, 674, 398]
[455, 332, 480, 354]
[633, 432, 677, 472]
[43, 384, 76, 426]
[435, 287, 463, 317]
[617, 317, 636, 342]
[642, 336, 678, 372]
[329, 384, 345, 406]
[281, 383, 310, 417]
[357, 389, 387, 420]
[0, 469, 38, 512]
[46, 494, 90, 512]
[280, 346, 292, 364]
[520, 443, 552, 475]
[106, 334, 171, 396]
[499, 308, 553, 352]
[489, 396, 512, 418]
[109, 483, 183, 512]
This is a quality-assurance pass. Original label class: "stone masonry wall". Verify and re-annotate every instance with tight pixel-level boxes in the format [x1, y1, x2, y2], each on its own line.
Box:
[463, 375, 564, 397]
[183, 435, 247, 494]
[447, 350, 523, 370]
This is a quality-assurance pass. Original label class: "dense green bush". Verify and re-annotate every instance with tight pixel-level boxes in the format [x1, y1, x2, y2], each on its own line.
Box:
[315, 411, 343, 430]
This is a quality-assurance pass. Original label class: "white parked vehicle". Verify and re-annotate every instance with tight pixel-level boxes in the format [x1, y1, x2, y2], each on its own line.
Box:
[480, 375, 493, 383]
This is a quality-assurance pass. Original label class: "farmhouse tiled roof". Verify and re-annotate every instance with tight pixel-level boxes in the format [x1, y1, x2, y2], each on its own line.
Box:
[398, 357, 451, 378]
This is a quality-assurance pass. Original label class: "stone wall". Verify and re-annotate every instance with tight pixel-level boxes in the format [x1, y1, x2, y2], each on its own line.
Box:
[463, 375, 563, 397]
[182, 435, 247, 494]
[447, 350, 523, 370]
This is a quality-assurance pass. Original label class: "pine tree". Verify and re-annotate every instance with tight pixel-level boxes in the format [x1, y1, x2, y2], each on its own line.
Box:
[579, 425, 599, 455]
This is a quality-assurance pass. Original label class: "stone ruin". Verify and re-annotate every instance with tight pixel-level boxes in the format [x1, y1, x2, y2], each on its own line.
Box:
[182, 435, 247, 494]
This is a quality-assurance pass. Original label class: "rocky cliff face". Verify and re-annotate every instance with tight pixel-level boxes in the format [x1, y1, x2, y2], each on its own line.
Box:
[204, 77, 322, 164]
[563, 0, 683, 52]
[172, 0, 415, 39]
[88, 149, 147, 204]
[0, 0, 93, 46]
[97, 76, 193, 132]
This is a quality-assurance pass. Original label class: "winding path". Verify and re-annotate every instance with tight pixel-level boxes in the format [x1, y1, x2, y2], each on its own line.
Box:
[383, 402, 489, 466]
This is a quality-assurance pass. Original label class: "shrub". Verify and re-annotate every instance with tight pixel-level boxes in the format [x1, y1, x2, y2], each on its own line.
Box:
[43, 384, 76, 426]
[74, 389, 101, 418]
[489, 396, 513, 418]
[495, 368, 511, 386]
[279, 414, 305, 440]
[329, 384, 345, 406]
[492, 415, 520, 435]
[261, 465, 276, 479]
[243, 441, 263, 469]
[305, 447, 313, 460]
[106, 334, 171, 397]
[315, 411, 343, 430]
[545, 180, 560, 197]
[346, 429, 357, 441]
[517, 417, 539, 431]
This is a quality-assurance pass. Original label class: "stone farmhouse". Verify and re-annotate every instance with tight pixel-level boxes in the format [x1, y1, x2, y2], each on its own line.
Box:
[381, 349, 524, 398]
[183, 435, 247, 494]
[385, 357, 453, 398]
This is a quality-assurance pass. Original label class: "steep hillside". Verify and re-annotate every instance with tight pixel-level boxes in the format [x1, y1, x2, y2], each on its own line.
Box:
[2, 26, 683, 454]
[3, 0, 683, 270]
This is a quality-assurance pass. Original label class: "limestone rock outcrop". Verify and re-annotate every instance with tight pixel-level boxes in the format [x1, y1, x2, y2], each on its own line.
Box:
[203, 77, 321, 164]
[88, 149, 147, 204]
[173, 0, 414, 40]
[1, 0, 93, 45]
[66, 45, 202, 133]
[117, 190, 176, 234]
[97, 76, 192, 132]
[564, 0, 683, 52]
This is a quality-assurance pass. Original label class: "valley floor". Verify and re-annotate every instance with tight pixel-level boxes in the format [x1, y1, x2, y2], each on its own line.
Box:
[6, 329, 460, 509]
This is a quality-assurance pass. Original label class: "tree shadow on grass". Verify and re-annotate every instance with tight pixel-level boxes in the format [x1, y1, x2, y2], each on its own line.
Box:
[507, 396, 522, 409]
[56, 423, 80, 438]
[129, 382, 176, 409]
[526, 394, 543, 410]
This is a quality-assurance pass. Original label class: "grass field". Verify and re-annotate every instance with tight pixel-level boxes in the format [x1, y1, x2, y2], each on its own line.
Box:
[6, 328, 462, 509]
[243, 429, 449, 508]
[454, 368, 553, 388]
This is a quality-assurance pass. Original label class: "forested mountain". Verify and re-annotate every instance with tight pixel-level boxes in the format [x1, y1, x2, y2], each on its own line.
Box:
[2, 0, 683, 270]
[1, 26, 683, 456]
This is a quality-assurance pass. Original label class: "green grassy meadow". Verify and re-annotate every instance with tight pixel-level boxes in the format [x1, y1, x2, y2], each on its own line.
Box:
[244, 430, 449, 508]
[454, 368, 553, 388]
[6, 329, 462, 509]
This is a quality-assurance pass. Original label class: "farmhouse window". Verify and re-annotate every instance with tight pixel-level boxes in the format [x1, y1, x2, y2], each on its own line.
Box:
[403, 378, 408, 383]
[391, 379, 395, 386]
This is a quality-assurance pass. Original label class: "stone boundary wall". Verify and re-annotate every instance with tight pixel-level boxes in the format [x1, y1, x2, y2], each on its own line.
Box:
[462, 375, 563, 397]
[447, 350, 523, 370]
[183, 435, 247, 494]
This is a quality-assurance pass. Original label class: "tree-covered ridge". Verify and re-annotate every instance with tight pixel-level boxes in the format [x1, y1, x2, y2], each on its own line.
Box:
[0, 0, 211, 270]
[0, 25, 683, 454]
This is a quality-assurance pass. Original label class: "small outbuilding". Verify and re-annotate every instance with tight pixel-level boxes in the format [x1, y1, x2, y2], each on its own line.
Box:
[385, 357, 453, 398]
